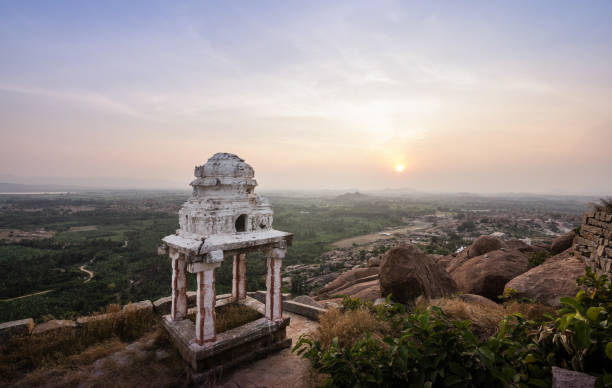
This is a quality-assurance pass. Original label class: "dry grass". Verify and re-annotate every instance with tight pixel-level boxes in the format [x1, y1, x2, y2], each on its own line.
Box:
[188, 302, 263, 334]
[316, 307, 391, 348]
[420, 297, 506, 338]
[420, 297, 558, 338]
[504, 301, 556, 321]
[0, 305, 155, 383]
[8, 328, 189, 388]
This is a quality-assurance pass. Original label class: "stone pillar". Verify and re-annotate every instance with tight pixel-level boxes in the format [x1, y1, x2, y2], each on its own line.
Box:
[195, 263, 220, 345]
[170, 250, 187, 321]
[232, 253, 247, 300]
[265, 247, 285, 321]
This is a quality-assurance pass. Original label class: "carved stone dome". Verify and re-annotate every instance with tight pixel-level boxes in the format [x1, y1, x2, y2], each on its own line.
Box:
[196, 153, 254, 178]
[190, 153, 257, 191]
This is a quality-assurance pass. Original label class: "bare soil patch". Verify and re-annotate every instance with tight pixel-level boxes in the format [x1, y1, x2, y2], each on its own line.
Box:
[331, 221, 430, 248]
[0, 228, 55, 242]
[68, 225, 98, 232]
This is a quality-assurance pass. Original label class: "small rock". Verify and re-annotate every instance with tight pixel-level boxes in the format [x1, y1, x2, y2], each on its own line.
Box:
[468, 235, 504, 258]
[551, 231, 576, 254]
[551, 366, 595, 388]
[155, 349, 170, 361]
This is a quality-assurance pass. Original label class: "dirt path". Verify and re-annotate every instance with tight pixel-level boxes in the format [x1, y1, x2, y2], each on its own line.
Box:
[331, 220, 431, 248]
[218, 312, 320, 388]
[0, 289, 54, 302]
[79, 265, 94, 283]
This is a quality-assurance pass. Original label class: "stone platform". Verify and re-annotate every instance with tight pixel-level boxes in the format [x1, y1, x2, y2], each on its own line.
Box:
[161, 297, 291, 380]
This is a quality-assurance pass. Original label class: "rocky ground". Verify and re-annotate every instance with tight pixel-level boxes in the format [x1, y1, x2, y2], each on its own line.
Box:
[312, 229, 584, 310]
[284, 210, 579, 297]
[218, 312, 319, 388]
[7, 312, 319, 388]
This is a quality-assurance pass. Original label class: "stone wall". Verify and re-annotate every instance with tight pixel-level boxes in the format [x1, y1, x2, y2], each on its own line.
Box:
[574, 210, 612, 274]
[0, 300, 153, 344]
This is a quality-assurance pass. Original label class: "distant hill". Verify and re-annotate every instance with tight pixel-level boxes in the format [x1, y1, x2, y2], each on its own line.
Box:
[0, 182, 84, 193]
[333, 192, 372, 202]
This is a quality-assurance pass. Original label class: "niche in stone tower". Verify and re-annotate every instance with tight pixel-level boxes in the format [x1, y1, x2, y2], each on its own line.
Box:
[235, 214, 247, 232]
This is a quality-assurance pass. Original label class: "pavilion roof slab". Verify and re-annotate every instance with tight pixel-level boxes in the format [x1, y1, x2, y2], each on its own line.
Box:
[162, 229, 292, 262]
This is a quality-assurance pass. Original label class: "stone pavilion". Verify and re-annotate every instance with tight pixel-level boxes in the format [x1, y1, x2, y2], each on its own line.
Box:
[158, 152, 293, 374]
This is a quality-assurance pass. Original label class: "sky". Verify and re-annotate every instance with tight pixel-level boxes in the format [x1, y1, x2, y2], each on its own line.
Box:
[1, 1, 611, 194]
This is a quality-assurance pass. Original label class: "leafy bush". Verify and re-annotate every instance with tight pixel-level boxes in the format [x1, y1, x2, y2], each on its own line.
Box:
[483, 267, 612, 387]
[295, 297, 495, 387]
[294, 270, 612, 387]
[527, 250, 550, 268]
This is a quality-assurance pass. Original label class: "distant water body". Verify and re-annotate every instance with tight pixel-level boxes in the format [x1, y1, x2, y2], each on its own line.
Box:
[0, 192, 69, 195]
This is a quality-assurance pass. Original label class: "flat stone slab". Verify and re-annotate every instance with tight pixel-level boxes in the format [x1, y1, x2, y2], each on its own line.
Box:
[0, 318, 34, 343]
[293, 295, 324, 308]
[32, 319, 77, 335]
[283, 300, 327, 321]
[163, 230, 292, 260]
[122, 300, 153, 313]
[247, 290, 290, 304]
[77, 312, 121, 325]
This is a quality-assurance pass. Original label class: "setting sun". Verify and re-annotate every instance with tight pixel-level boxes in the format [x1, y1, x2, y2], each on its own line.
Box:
[395, 164, 405, 173]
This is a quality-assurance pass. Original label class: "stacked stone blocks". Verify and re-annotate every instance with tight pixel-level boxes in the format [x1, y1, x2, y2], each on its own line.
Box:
[574, 210, 612, 274]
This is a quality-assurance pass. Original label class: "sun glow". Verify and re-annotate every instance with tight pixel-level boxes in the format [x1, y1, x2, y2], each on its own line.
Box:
[395, 164, 405, 173]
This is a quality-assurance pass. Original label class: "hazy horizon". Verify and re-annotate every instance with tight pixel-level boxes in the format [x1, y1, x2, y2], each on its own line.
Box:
[1, 1, 612, 195]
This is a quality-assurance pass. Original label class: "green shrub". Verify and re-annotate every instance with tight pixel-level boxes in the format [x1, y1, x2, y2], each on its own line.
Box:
[483, 267, 612, 387]
[294, 269, 612, 387]
[295, 298, 494, 387]
[527, 250, 550, 268]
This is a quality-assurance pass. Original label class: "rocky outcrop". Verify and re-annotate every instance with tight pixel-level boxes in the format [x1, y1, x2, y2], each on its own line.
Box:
[379, 245, 457, 303]
[467, 235, 504, 258]
[335, 280, 380, 301]
[551, 231, 576, 254]
[451, 249, 529, 300]
[317, 267, 379, 300]
[504, 249, 585, 307]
